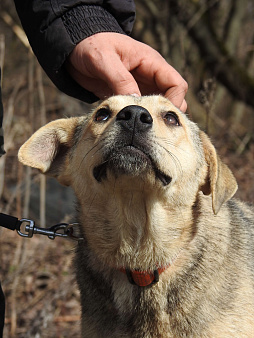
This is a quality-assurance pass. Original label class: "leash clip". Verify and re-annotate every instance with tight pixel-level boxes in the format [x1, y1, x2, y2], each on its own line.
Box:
[17, 219, 82, 241]
[17, 219, 35, 238]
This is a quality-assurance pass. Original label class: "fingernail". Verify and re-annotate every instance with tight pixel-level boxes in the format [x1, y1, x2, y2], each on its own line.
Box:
[130, 93, 140, 97]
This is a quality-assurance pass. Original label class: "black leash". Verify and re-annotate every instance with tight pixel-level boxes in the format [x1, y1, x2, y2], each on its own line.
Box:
[0, 213, 82, 336]
[0, 213, 21, 232]
[0, 212, 83, 241]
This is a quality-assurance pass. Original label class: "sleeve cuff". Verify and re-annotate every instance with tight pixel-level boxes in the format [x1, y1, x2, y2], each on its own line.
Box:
[62, 5, 125, 45]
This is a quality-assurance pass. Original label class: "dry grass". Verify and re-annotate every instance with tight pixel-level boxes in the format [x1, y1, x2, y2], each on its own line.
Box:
[1, 230, 81, 337]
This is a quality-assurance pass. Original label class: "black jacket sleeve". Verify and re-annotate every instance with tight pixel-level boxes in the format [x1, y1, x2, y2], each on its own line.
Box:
[0, 68, 5, 156]
[13, 0, 136, 103]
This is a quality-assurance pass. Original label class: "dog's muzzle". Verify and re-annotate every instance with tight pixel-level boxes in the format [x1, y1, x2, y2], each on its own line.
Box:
[93, 105, 172, 186]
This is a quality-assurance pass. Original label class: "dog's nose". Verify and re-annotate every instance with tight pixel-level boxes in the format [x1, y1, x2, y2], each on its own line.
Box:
[116, 105, 153, 132]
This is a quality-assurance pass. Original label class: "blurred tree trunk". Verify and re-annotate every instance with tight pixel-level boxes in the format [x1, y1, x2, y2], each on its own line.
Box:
[169, 0, 254, 108]
[214, 0, 248, 132]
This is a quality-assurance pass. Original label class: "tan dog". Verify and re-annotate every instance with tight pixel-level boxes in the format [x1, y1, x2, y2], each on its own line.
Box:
[19, 96, 254, 337]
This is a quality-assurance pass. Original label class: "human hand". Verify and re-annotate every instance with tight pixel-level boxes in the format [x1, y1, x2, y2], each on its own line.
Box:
[66, 33, 188, 111]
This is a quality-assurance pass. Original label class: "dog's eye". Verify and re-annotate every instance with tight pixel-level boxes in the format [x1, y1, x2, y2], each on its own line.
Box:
[95, 108, 111, 122]
[163, 112, 180, 126]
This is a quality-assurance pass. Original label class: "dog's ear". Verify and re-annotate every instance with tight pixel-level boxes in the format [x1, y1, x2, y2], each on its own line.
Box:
[18, 118, 80, 186]
[199, 131, 238, 214]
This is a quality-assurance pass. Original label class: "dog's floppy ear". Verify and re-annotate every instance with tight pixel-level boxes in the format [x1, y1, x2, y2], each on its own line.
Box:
[18, 118, 80, 186]
[199, 131, 238, 215]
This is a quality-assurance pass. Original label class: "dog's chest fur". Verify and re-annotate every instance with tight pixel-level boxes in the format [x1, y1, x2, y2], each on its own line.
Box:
[75, 195, 254, 337]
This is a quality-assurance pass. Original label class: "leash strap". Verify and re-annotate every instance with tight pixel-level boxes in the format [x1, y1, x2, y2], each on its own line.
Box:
[0, 213, 21, 231]
[0, 212, 83, 241]
[0, 212, 82, 335]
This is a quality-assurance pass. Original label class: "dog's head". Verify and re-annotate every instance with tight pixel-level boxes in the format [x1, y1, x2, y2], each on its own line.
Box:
[18, 96, 237, 269]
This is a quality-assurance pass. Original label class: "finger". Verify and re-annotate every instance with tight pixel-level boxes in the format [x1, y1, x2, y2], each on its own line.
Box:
[164, 80, 188, 109]
[67, 44, 140, 98]
[150, 59, 188, 108]
[66, 61, 113, 98]
[134, 57, 188, 107]
[179, 99, 188, 113]
[95, 55, 141, 97]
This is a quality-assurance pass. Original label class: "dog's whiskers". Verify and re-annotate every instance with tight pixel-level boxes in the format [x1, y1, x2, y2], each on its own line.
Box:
[158, 137, 190, 155]
[78, 136, 108, 170]
[152, 140, 183, 176]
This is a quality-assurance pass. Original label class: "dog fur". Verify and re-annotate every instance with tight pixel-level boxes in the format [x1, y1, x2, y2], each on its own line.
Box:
[18, 95, 254, 337]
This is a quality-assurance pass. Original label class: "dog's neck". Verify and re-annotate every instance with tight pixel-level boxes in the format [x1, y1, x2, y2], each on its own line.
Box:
[119, 246, 182, 286]
[76, 184, 194, 272]
[119, 265, 170, 287]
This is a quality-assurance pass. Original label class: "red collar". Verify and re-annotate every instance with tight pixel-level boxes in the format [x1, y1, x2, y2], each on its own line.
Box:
[119, 265, 170, 287]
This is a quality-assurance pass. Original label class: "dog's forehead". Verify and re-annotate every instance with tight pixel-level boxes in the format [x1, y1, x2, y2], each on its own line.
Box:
[96, 95, 180, 116]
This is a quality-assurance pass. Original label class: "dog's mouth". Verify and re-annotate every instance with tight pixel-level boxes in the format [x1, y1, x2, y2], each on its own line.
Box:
[93, 146, 171, 186]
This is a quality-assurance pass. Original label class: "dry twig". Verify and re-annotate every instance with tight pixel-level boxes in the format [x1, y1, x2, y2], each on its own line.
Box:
[0, 12, 31, 51]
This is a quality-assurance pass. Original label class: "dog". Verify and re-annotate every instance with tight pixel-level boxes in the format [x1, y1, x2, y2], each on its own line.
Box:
[18, 95, 254, 337]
